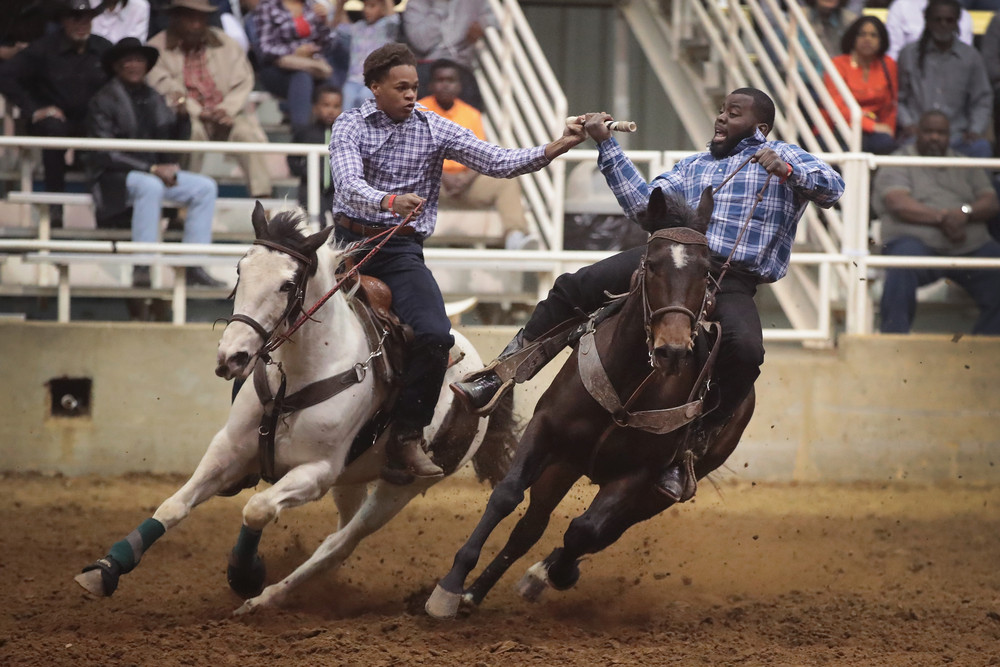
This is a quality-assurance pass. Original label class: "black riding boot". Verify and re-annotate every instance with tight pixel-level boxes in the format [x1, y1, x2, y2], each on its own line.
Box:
[450, 329, 529, 414]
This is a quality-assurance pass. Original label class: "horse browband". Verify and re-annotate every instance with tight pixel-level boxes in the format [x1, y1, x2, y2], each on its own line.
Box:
[649, 227, 708, 246]
[254, 238, 315, 268]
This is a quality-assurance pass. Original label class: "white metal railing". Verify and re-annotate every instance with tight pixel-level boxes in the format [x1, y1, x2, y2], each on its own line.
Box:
[478, 0, 567, 250]
[3, 138, 1000, 339]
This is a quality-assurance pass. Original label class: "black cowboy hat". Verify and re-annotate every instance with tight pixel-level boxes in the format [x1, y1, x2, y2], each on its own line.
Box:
[101, 37, 159, 75]
[54, 0, 105, 17]
[165, 0, 217, 12]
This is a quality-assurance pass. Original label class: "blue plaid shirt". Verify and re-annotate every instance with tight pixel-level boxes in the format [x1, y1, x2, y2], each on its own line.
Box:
[330, 101, 550, 237]
[598, 130, 845, 282]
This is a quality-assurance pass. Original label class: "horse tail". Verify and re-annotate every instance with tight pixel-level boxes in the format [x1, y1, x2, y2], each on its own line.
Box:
[471, 390, 519, 487]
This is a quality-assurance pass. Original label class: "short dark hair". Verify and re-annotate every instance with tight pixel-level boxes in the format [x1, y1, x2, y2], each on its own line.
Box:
[363, 43, 417, 88]
[918, 109, 949, 128]
[840, 16, 889, 57]
[729, 87, 775, 131]
[429, 58, 464, 79]
[312, 83, 342, 104]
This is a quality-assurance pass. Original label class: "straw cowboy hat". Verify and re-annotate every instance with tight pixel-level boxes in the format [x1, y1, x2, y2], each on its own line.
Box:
[101, 37, 160, 75]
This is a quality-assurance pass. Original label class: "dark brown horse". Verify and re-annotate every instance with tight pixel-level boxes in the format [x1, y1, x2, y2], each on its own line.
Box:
[425, 187, 755, 618]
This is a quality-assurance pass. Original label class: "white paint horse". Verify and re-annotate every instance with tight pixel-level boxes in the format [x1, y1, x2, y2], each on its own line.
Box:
[74, 204, 516, 615]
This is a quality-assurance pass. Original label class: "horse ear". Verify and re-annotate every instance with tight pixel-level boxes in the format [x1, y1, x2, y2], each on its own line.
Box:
[640, 187, 668, 232]
[694, 186, 713, 234]
[302, 224, 335, 254]
[251, 200, 268, 239]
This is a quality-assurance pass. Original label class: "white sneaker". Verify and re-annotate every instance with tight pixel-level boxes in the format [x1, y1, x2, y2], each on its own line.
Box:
[505, 230, 540, 250]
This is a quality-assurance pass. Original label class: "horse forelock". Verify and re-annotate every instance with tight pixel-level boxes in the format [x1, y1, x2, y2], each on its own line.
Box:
[650, 192, 702, 232]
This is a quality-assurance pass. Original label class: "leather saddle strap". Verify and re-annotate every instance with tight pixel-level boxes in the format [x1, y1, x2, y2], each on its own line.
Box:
[577, 330, 703, 435]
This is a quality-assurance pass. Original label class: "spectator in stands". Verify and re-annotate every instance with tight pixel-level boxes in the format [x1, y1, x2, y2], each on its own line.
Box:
[825, 15, 899, 154]
[0, 0, 111, 228]
[287, 83, 341, 224]
[873, 110, 1000, 334]
[403, 0, 494, 110]
[800, 0, 858, 78]
[330, 44, 587, 482]
[92, 0, 152, 44]
[897, 0, 992, 157]
[146, 0, 273, 198]
[885, 0, 973, 61]
[0, 0, 50, 62]
[252, 0, 345, 131]
[977, 12, 1000, 156]
[417, 59, 539, 250]
[86, 37, 224, 288]
[332, 0, 399, 109]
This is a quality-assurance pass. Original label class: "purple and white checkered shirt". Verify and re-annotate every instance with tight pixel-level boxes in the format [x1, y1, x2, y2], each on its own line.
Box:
[330, 101, 549, 237]
[253, 0, 339, 65]
[598, 130, 845, 282]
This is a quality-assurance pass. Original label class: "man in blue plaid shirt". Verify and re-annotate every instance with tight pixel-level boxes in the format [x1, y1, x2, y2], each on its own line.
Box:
[330, 43, 587, 484]
[453, 88, 845, 500]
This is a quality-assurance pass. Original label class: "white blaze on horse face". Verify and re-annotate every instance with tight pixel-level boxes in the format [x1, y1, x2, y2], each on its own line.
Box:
[217, 246, 301, 372]
[670, 244, 688, 269]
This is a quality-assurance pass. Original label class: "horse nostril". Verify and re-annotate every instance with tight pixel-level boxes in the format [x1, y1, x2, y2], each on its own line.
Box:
[230, 351, 251, 370]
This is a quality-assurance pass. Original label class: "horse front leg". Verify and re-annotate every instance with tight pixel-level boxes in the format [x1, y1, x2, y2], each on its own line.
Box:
[74, 417, 260, 598]
[425, 417, 555, 620]
[233, 477, 433, 616]
[463, 462, 580, 608]
[518, 471, 670, 602]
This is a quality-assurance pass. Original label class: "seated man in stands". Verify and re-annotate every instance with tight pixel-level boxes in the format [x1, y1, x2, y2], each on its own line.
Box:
[86, 37, 224, 288]
[873, 109, 1000, 334]
[418, 59, 539, 250]
[896, 0, 993, 157]
[0, 0, 112, 228]
[147, 0, 273, 199]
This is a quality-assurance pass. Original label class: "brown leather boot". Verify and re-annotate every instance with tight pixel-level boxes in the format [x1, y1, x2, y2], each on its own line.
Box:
[381, 424, 443, 485]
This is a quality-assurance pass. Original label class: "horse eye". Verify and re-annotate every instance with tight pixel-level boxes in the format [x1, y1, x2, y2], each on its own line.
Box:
[279, 280, 296, 293]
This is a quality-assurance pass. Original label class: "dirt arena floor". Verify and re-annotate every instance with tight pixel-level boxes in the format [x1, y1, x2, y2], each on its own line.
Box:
[2, 472, 999, 666]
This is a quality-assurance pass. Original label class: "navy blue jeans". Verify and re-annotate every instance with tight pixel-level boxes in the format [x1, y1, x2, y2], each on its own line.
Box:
[336, 227, 455, 427]
[526, 245, 764, 424]
[880, 236, 1000, 334]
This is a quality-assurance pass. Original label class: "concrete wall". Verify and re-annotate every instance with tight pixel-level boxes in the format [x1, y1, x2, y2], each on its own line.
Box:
[1, 321, 998, 482]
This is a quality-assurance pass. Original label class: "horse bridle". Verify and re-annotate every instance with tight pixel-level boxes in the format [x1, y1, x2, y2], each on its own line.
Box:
[638, 226, 711, 362]
[227, 239, 316, 358]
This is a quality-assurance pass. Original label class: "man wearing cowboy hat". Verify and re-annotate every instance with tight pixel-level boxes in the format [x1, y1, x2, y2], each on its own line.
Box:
[147, 0, 273, 198]
[0, 0, 111, 228]
[85, 37, 224, 288]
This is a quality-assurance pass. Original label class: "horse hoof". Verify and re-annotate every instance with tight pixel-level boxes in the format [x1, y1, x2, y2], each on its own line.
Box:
[74, 557, 121, 597]
[227, 551, 266, 599]
[425, 584, 462, 619]
[515, 561, 549, 603]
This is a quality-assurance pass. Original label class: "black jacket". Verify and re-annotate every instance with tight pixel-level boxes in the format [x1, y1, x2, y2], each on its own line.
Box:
[0, 28, 110, 121]
[85, 78, 191, 224]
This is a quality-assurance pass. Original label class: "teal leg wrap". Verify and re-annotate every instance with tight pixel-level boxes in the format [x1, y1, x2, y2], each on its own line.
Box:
[107, 518, 166, 574]
[233, 524, 263, 563]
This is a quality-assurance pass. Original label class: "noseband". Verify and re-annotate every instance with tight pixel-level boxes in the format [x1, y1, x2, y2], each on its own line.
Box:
[638, 227, 710, 360]
[228, 239, 316, 356]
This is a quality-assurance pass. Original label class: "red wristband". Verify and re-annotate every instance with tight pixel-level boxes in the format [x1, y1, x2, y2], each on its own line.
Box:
[386, 194, 397, 215]
[780, 162, 793, 184]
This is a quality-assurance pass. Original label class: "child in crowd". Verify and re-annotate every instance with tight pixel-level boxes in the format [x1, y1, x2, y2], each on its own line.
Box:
[333, 0, 399, 109]
[287, 83, 342, 227]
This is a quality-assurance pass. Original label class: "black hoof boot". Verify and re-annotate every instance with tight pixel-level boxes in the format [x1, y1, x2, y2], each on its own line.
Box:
[227, 551, 266, 599]
[545, 549, 581, 591]
[75, 556, 123, 597]
[450, 372, 504, 413]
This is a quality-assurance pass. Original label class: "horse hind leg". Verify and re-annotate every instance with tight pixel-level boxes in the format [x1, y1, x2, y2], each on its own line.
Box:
[75, 426, 257, 597]
[463, 462, 579, 608]
[234, 478, 430, 616]
[518, 472, 669, 602]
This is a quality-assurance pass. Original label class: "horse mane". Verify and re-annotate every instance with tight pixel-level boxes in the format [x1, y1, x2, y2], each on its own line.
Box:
[261, 206, 350, 275]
